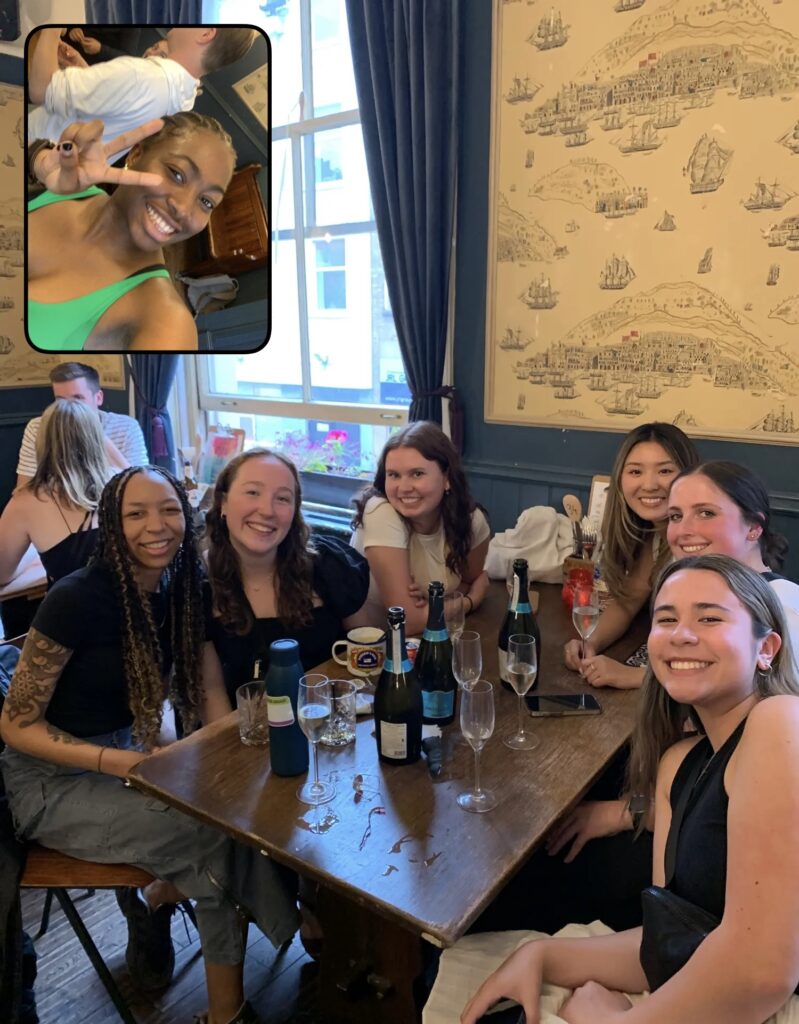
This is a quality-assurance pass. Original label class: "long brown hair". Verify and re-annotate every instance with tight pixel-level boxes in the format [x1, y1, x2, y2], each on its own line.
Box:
[351, 421, 487, 578]
[205, 448, 317, 634]
[601, 422, 699, 600]
[627, 554, 797, 816]
[92, 466, 206, 747]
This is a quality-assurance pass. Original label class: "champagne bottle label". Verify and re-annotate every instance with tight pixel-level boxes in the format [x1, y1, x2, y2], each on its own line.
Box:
[266, 694, 295, 727]
[498, 649, 510, 683]
[422, 689, 455, 720]
[422, 627, 449, 643]
[380, 720, 408, 760]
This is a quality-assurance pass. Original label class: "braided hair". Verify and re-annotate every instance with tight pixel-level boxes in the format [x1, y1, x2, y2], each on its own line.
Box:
[92, 466, 206, 746]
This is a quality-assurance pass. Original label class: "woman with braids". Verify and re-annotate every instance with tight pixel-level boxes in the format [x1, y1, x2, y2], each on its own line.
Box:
[564, 422, 699, 689]
[0, 467, 299, 1024]
[426, 556, 799, 1024]
[27, 111, 237, 352]
[351, 421, 491, 636]
[0, 398, 113, 586]
[205, 448, 371, 704]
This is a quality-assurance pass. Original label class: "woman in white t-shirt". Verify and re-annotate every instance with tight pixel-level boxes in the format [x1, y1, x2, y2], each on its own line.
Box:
[351, 422, 491, 635]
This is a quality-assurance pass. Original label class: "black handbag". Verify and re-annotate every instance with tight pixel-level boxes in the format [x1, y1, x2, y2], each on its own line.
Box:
[639, 747, 719, 991]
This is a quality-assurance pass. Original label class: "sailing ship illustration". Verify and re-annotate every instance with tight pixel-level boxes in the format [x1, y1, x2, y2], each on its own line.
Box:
[767, 264, 780, 286]
[565, 130, 589, 148]
[525, 150, 535, 168]
[697, 247, 713, 274]
[506, 75, 540, 104]
[787, 227, 799, 251]
[601, 110, 623, 131]
[2, 154, 14, 168]
[0, 295, 14, 309]
[521, 275, 558, 309]
[587, 371, 610, 391]
[538, 116, 557, 136]
[0, 259, 16, 277]
[743, 180, 795, 212]
[635, 375, 662, 399]
[653, 101, 681, 129]
[779, 120, 799, 155]
[558, 114, 588, 135]
[604, 386, 643, 416]
[762, 405, 796, 433]
[499, 327, 530, 351]
[599, 255, 635, 290]
[614, 0, 645, 10]
[528, 370, 547, 384]
[655, 210, 677, 231]
[517, 393, 527, 411]
[0, 336, 12, 355]
[554, 383, 579, 399]
[520, 113, 538, 134]
[529, 8, 569, 49]
[767, 223, 791, 247]
[619, 119, 661, 154]
[688, 135, 732, 194]
[565, 220, 580, 233]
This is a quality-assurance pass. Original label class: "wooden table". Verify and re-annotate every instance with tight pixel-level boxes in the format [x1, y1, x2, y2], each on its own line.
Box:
[131, 582, 646, 1023]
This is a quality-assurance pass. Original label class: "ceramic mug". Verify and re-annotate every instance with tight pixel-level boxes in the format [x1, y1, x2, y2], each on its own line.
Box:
[331, 626, 386, 677]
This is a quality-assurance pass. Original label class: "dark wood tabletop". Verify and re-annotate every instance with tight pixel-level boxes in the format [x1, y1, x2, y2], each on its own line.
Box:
[131, 582, 646, 949]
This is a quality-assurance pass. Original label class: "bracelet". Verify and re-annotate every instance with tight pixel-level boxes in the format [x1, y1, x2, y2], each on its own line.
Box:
[97, 745, 109, 773]
[28, 138, 55, 187]
[464, 595, 473, 614]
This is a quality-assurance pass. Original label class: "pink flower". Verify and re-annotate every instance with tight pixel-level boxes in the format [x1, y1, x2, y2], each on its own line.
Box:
[326, 429, 348, 442]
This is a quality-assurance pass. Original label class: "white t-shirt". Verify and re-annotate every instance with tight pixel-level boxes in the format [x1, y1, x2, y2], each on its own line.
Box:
[351, 496, 491, 626]
[16, 410, 149, 478]
[28, 55, 199, 147]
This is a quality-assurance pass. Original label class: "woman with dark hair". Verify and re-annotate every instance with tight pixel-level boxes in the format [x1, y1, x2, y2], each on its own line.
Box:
[0, 398, 113, 586]
[433, 556, 799, 1024]
[206, 448, 371, 703]
[0, 466, 299, 1024]
[28, 111, 237, 352]
[351, 422, 490, 636]
[667, 461, 799, 658]
[564, 422, 699, 689]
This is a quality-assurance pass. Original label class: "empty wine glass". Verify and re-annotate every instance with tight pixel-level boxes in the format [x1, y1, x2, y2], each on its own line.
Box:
[444, 591, 465, 640]
[452, 630, 482, 691]
[504, 634, 538, 751]
[458, 679, 497, 813]
[572, 586, 600, 661]
[297, 675, 336, 812]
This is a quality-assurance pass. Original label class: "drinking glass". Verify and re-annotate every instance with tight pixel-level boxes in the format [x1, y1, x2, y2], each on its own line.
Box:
[444, 591, 465, 640]
[452, 630, 482, 691]
[572, 587, 600, 660]
[297, 675, 336, 810]
[503, 634, 538, 751]
[457, 679, 497, 813]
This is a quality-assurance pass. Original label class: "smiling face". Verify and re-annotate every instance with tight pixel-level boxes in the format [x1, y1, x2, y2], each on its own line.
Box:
[619, 440, 680, 522]
[121, 470, 186, 589]
[221, 455, 297, 563]
[667, 474, 763, 568]
[384, 446, 449, 534]
[648, 568, 778, 715]
[124, 129, 234, 251]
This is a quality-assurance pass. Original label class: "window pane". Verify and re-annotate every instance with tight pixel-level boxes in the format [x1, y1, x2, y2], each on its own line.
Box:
[260, 0, 303, 126]
[311, 0, 357, 115]
[305, 124, 372, 226]
[272, 138, 295, 232]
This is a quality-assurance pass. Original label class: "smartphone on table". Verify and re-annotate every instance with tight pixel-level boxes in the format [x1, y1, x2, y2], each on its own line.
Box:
[525, 693, 601, 716]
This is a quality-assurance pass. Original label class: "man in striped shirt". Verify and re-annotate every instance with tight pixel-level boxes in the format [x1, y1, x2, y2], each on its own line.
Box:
[16, 362, 148, 487]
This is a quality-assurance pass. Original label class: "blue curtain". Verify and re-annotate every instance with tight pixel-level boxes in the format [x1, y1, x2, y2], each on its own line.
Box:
[86, 0, 201, 24]
[345, 0, 460, 435]
[129, 355, 179, 476]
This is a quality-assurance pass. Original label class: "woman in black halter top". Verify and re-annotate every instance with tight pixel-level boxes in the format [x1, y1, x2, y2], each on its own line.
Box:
[0, 398, 114, 586]
[459, 554, 799, 1024]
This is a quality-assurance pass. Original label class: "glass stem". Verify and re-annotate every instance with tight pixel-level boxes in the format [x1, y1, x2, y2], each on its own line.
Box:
[517, 694, 525, 737]
[581, 637, 584, 661]
[312, 741, 320, 791]
[473, 749, 482, 796]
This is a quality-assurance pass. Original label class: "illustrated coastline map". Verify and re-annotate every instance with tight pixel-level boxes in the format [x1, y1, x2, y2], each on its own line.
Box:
[486, 0, 799, 443]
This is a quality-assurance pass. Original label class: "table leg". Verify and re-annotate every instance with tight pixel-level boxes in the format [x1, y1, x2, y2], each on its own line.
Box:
[316, 886, 427, 1024]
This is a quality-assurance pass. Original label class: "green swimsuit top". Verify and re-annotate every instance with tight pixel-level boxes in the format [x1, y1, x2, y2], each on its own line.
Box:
[28, 187, 171, 351]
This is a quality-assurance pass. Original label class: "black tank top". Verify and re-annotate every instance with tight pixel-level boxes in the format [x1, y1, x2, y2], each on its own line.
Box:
[668, 718, 747, 919]
[39, 507, 99, 584]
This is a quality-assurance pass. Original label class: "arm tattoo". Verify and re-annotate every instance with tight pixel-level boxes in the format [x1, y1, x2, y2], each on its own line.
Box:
[45, 723, 85, 745]
[3, 628, 72, 728]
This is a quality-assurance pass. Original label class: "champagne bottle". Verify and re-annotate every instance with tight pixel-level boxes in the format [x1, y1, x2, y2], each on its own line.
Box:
[265, 639, 309, 776]
[374, 606, 423, 765]
[498, 558, 541, 693]
[416, 581, 456, 726]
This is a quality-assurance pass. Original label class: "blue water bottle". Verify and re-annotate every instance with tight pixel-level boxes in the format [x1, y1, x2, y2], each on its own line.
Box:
[265, 639, 309, 777]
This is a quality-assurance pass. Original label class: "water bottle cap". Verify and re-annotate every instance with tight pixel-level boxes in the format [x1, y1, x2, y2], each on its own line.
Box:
[387, 606, 406, 625]
[428, 581, 444, 595]
[269, 638, 300, 665]
[512, 558, 529, 572]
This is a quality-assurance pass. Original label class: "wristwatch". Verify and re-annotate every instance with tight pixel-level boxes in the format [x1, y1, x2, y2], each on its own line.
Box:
[626, 793, 650, 831]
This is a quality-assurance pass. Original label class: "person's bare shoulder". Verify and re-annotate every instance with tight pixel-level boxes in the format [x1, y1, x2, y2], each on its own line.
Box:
[121, 276, 197, 351]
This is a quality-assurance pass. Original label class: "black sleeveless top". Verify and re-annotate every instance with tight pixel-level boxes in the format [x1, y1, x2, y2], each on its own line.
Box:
[39, 508, 99, 584]
[668, 718, 747, 919]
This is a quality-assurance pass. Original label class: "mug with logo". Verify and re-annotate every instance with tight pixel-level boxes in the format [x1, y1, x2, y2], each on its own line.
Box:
[331, 626, 386, 678]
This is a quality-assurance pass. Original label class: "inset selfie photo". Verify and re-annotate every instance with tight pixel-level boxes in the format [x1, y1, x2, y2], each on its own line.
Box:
[25, 23, 270, 353]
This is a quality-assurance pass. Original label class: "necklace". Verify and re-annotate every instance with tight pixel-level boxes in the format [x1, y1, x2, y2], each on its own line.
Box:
[246, 573, 275, 593]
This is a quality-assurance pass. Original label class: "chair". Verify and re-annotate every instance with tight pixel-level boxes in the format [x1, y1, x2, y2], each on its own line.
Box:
[21, 846, 155, 1024]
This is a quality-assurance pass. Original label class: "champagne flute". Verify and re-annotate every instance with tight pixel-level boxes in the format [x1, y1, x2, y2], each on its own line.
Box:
[297, 675, 336, 811]
[457, 679, 497, 813]
[572, 587, 600, 661]
[444, 590, 465, 640]
[503, 634, 538, 751]
[452, 630, 482, 691]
